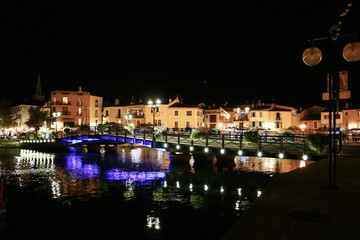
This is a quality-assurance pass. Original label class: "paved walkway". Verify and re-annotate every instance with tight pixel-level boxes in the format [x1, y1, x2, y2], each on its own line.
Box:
[222, 145, 360, 240]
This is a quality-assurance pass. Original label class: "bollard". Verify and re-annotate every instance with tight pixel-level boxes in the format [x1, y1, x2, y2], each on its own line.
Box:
[82, 145, 88, 153]
[100, 144, 106, 153]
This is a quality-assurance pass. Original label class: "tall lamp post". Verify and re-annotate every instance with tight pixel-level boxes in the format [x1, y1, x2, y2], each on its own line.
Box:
[148, 99, 161, 148]
[302, 0, 360, 189]
[52, 111, 61, 139]
[236, 107, 250, 133]
[125, 113, 133, 125]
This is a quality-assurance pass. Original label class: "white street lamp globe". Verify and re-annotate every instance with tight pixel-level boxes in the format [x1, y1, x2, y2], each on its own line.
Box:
[343, 42, 360, 62]
[302, 47, 322, 66]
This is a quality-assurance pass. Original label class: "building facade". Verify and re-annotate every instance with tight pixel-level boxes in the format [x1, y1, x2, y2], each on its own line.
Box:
[248, 103, 298, 132]
[103, 97, 204, 130]
[49, 87, 103, 130]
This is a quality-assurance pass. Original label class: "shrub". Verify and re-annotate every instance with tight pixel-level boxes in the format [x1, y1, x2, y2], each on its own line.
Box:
[154, 126, 167, 140]
[124, 124, 134, 136]
[244, 130, 260, 146]
[306, 133, 328, 155]
[19, 133, 26, 140]
[280, 130, 295, 142]
[190, 128, 208, 140]
[28, 133, 35, 140]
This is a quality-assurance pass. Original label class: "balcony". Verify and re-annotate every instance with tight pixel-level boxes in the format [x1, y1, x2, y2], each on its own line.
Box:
[62, 111, 71, 116]
[50, 101, 71, 105]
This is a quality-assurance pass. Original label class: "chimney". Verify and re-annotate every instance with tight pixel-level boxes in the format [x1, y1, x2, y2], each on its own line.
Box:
[114, 98, 120, 106]
[78, 86, 82, 93]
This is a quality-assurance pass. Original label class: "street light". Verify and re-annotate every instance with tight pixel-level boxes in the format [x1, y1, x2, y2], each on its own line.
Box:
[148, 99, 161, 147]
[236, 107, 249, 133]
[125, 113, 133, 125]
[52, 111, 61, 139]
[302, 1, 359, 189]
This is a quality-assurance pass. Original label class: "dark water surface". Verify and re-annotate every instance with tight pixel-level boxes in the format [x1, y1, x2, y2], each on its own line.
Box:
[0, 147, 313, 240]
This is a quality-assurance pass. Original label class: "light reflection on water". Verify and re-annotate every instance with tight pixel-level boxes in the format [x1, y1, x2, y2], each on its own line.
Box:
[0, 147, 314, 240]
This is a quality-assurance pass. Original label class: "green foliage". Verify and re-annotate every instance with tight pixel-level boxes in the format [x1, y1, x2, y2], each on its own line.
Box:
[37, 132, 45, 139]
[124, 124, 134, 136]
[306, 133, 328, 155]
[108, 122, 122, 134]
[50, 131, 56, 138]
[154, 126, 167, 140]
[97, 123, 109, 135]
[19, 133, 26, 140]
[80, 124, 90, 133]
[25, 107, 48, 133]
[244, 130, 260, 146]
[28, 133, 35, 140]
[280, 130, 295, 142]
[0, 99, 16, 129]
[190, 128, 208, 140]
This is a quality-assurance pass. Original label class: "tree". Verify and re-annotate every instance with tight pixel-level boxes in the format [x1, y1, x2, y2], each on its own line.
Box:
[306, 133, 328, 155]
[244, 130, 260, 146]
[0, 99, 16, 129]
[24, 107, 48, 137]
[190, 128, 208, 140]
[97, 123, 109, 135]
[108, 122, 122, 135]
[80, 124, 90, 135]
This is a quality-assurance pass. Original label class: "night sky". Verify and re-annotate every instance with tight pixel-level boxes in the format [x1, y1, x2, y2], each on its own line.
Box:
[1, 0, 359, 108]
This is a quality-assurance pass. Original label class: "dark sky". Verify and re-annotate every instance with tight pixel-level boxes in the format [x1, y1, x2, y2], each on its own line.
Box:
[1, 0, 359, 108]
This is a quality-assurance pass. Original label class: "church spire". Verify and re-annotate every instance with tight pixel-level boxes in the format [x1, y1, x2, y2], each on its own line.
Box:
[32, 74, 44, 102]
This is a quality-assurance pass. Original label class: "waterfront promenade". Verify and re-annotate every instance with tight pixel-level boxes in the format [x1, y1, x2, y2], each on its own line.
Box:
[222, 145, 360, 240]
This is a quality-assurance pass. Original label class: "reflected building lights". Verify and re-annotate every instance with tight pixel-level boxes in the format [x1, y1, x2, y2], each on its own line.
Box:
[106, 169, 166, 182]
[146, 215, 160, 230]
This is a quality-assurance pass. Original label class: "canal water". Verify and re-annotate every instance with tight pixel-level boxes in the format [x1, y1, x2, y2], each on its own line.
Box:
[0, 147, 313, 240]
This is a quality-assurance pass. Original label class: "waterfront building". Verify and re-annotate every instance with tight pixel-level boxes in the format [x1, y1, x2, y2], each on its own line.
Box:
[166, 98, 203, 130]
[11, 104, 39, 132]
[320, 103, 360, 133]
[298, 105, 326, 133]
[248, 103, 299, 132]
[103, 97, 204, 130]
[48, 87, 103, 130]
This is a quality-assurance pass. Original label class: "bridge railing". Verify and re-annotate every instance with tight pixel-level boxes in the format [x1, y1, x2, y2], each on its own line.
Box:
[61, 128, 322, 154]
